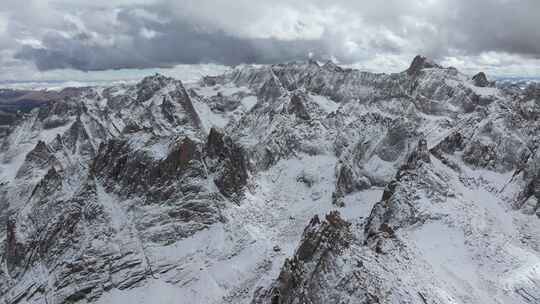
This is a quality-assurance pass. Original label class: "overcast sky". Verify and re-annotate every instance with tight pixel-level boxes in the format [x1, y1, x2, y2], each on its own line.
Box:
[1, 0, 539, 83]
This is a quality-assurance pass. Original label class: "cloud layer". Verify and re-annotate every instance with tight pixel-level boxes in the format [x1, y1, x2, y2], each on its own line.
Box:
[1, 0, 539, 77]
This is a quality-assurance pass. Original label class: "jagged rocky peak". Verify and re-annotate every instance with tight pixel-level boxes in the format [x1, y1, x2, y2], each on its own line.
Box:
[206, 127, 249, 202]
[91, 136, 207, 203]
[406, 54, 442, 75]
[201, 75, 224, 87]
[30, 166, 63, 198]
[253, 211, 352, 304]
[138, 73, 174, 86]
[524, 82, 540, 100]
[295, 211, 351, 261]
[32, 140, 49, 154]
[15, 140, 59, 179]
[287, 92, 310, 120]
[206, 127, 232, 160]
[136, 73, 178, 102]
[472, 71, 493, 87]
[307, 58, 320, 67]
[322, 60, 343, 72]
[402, 138, 431, 170]
[162, 137, 202, 174]
[332, 163, 371, 207]
[364, 137, 438, 250]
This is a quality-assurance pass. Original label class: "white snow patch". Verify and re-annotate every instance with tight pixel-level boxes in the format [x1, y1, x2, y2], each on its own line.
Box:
[341, 188, 384, 220]
[96, 182, 126, 231]
[467, 84, 500, 97]
[309, 94, 340, 113]
[193, 84, 250, 98]
[363, 155, 396, 183]
[411, 221, 489, 302]
[192, 98, 229, 131]
[142, 141, 171, 160]
[96, 279, 200, 304]
[241, 96, 257, 112]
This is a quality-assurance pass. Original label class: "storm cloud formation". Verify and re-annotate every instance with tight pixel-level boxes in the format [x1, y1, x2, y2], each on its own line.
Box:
[14, 22, 327, 71]
[1, 0, 540, 74]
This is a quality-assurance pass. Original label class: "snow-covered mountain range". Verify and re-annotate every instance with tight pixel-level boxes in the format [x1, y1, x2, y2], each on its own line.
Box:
[1, 55, 540, 304]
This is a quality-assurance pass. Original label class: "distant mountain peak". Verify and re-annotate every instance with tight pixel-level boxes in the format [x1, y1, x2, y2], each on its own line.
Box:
[322, 60, 343, 72]
[407, 55, 442, 75]
[472, 71, 493, 87]
[138, 73, 174, 86]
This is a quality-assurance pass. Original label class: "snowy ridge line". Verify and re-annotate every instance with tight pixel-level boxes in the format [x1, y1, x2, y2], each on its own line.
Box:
[1, 56, 540, 304]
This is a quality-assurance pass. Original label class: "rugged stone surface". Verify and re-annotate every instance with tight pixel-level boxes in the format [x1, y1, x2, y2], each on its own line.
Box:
[472, 72, 493, 87]
[407, 55, 442, 76]
[364, 139, 437, 246]
[286, 93, 311, 121]
[206, 127, 249, 202]
[252, 211, 353, 304]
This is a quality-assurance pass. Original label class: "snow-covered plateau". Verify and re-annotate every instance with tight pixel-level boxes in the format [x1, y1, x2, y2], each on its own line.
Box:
[1, 56, 540, 304]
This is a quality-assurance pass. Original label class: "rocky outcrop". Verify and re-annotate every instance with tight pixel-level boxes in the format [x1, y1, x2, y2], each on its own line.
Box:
[407, 55, 442, 76]
[252, 211, 353, 304]
[5, 216, 26, 278]
[516, 147, 540, 214]
[472, 72, 493, 87]
[15, 140, 60, 182]
[136, 74, 171, 103]
[206, 127, 249, 202]
[322, 60, 344, 73]
[62, 116, 100, 158]
[287, 93, 310, 120]
[30, 167, 62, 198]
[518, 83, 540, 121]
[2, 176, 153, 304]
[524, 83, 540, 100]
[402, 138, 430, 170]
[332, 164, 371, 206]
[431, 132, 465, 156]
[91, 136, 208, 203]
[365, 139, 437, 249]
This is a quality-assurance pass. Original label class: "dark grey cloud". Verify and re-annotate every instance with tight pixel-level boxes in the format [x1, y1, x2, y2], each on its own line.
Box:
[14, 27, 329, 71]
[3, 0, 540, 72]
[13, 6, 332, 71]
[449, 0, 540, 58]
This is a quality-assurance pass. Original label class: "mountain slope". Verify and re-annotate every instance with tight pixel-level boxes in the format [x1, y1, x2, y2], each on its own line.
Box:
[0, 56, 539, 304]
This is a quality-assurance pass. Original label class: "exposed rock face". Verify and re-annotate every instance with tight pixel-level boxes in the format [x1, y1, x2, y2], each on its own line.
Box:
[472, 72, 493, 87]
[332, 164, 371, 206]
[431, 131, 465, 155]
[206, 127, 249, 202]
[364, 139, 437, 246]
[287, 93, 311, 120]
[0, 88, 81, 128]
[252, 212, 353, 304]
[516, 145, 540, 213]
[136, 74, 171, 103]
[524, 83, 540, 100]
[92, 136, 205, 200]
[2, 175, 156, 303]
[402, 138, 430, 170]
[407, 55, 442, 76]
[16, 140, 59, 179]
[322, 60, 344, 73]
[336, 164, 369, 194]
